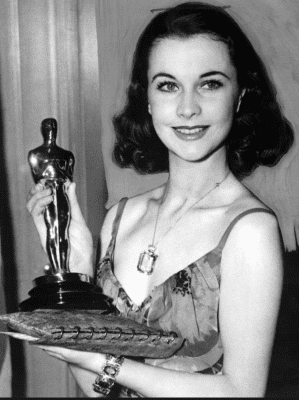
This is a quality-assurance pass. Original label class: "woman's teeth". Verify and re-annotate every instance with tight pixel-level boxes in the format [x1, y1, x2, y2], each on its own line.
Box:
[174, 127, 206, 134]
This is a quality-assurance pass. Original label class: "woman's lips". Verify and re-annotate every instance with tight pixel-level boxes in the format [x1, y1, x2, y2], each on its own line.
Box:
[172, 125, 209, 140]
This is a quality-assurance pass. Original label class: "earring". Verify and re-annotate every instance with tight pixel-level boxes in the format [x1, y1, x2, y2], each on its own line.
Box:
[236, 89, 246, 113]
[236, 97, 242, 113]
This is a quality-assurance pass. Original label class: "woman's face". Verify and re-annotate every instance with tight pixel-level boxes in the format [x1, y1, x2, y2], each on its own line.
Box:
[147, 34, 240, 163]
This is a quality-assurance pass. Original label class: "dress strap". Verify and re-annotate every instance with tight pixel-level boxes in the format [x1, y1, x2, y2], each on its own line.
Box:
[104, 197, 128, 261]
[218, 208, 275, 250]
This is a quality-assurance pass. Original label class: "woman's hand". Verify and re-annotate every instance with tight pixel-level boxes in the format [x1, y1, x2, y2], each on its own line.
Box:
[36, 345, 105, 371]
[0, 332, 103, 371]
[26, 181, 93, 276]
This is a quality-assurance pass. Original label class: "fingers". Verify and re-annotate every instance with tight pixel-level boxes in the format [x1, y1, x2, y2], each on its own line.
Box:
[36, 345, 66, 358]
[26, 182, 43, 202]
[26, 179, 48, 200]
[27, 182, 83, 221]
[36, 345, 79, 363]
[36, 345, 63, 352]
[0, 332, 39, 341]
[26, 184, 53, 216]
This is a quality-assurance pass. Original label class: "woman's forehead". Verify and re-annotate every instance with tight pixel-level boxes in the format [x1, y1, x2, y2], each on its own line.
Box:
[148, 34, 235, 78]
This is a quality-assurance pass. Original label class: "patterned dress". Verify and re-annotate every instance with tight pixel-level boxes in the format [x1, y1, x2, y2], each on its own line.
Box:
[96, 198, 273, 397]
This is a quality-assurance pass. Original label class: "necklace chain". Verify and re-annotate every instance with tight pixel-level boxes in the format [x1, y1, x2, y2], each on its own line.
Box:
[136, 171, 231, 275]
[151, 171, 231, 248]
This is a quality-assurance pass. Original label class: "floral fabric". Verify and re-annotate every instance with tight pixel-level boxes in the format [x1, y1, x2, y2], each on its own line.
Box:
[97, 247, 223, 372]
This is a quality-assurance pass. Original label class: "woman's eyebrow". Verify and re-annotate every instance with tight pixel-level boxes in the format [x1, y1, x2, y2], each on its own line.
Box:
[151, 73, 175, 82]
[151, 70, 230, 83]
[200, 70, 230, 80]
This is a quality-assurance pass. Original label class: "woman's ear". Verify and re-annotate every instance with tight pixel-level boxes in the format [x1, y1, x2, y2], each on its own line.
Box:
[148, 103, 152, 115]
[236, 88, 247, 113]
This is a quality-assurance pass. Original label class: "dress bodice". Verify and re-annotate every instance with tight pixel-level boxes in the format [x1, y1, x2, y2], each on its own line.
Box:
[96, 197, 273, 375]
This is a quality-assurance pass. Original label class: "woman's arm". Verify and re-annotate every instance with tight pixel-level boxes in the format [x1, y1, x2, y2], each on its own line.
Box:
[68, 365, 103, 398]
[218, 211, 283, 396]
[40, 211, 282, 397]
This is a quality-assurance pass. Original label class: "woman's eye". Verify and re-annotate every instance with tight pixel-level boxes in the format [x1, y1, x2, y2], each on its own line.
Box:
[157, 81, 178, 92]
[201, 80, 223, 90]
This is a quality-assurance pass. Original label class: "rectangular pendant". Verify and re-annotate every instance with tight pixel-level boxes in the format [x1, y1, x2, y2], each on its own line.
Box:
[137, 249, 157, 275]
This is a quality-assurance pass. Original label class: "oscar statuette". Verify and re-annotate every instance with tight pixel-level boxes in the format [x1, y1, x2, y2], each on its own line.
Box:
[19, 118, 114, 313]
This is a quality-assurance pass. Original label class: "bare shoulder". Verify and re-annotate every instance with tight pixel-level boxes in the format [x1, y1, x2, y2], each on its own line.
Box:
[99, 201, 120, 257]
[225, 209, 280, 252]
[100, 186, 164, 257]
[222, 203, 282, 281]
[100, 196, 133, 256]
[230, 182, 279, 240]
[221, 179, 283, 275]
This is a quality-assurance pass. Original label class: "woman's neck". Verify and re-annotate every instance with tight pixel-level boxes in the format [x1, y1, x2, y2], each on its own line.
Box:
[164, 151, 230, 203]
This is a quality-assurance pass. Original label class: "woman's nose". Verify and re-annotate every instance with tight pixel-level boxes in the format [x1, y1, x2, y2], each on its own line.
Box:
[177, 91, 201, 119]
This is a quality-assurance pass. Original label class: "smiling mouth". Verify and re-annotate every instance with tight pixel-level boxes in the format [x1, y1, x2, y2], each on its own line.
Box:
[173, 126, 209, 134]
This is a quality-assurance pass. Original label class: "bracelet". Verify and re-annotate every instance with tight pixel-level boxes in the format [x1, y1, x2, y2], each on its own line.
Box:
[93, 354, 124, 396]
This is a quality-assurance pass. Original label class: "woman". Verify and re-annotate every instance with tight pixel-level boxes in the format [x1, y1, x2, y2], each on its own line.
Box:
[27, 2, 294, 397]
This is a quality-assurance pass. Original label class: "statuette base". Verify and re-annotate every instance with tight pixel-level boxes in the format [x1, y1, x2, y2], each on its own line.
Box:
[19, 271, 115, 313]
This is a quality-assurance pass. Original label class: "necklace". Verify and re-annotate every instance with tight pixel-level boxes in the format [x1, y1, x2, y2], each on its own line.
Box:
[137, 171, 231, 275]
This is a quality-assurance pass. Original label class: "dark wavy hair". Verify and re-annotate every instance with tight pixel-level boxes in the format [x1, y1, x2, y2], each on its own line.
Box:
[113, 1, 294, 179]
